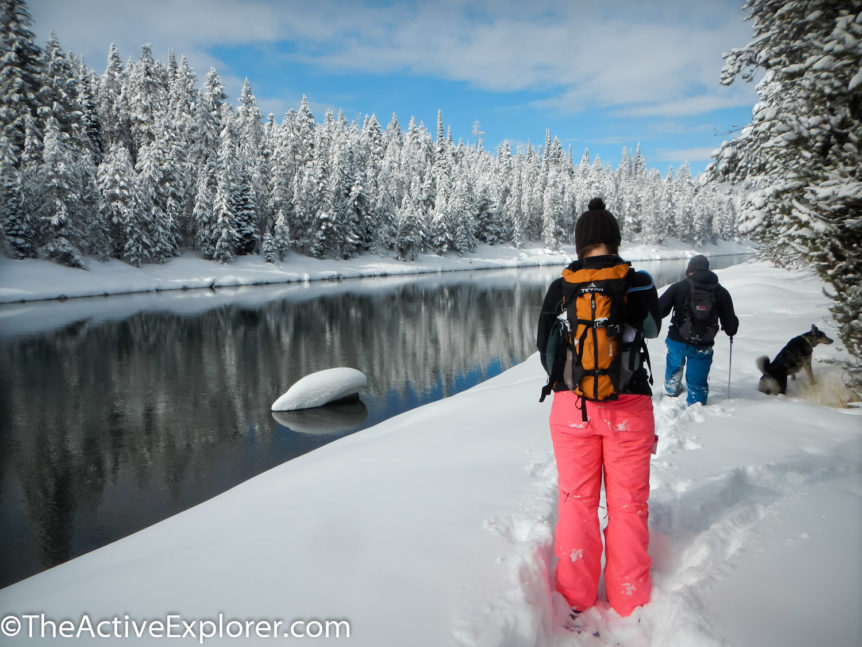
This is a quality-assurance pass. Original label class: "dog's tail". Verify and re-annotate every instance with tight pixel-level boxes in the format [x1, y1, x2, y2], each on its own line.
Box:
[755, 356, 770, 376]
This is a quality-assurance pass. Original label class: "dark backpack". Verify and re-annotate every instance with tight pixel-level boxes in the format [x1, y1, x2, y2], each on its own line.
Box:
[677, 278, 719, 344]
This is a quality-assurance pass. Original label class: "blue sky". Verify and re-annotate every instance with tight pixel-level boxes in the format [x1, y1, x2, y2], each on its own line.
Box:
[28, 0, 757, 175]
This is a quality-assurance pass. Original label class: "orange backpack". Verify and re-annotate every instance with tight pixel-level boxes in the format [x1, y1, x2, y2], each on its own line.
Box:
[541, 262, 646, 417]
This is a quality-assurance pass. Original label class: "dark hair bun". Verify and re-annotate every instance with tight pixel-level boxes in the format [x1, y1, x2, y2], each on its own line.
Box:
[588, 197, 605, 210]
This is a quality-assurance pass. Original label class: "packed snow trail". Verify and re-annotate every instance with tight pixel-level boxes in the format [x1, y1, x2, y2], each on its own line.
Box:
[0, 261, 858, 647]
[463, 261, 861, 647]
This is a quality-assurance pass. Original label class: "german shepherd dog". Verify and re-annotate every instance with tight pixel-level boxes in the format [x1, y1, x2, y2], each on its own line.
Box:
[756, 324, 834, 395]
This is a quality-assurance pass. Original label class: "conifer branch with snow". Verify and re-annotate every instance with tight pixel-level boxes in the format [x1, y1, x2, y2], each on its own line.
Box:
[710, 0, 862, 361]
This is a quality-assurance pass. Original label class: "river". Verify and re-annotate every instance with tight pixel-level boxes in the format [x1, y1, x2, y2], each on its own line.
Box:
[0, 255, 751, 587]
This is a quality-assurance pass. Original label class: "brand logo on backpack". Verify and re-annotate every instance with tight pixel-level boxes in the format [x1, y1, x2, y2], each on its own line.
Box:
[678, 278, 719, 345]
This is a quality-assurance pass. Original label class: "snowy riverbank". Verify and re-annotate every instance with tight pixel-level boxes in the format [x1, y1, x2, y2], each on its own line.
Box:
[0, 239, 751, 304]
[1, 258, 860, 647]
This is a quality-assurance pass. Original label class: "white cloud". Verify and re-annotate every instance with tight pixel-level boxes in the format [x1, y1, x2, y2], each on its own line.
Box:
[29, 0, 278, 66]
[613, 89, 757, 118]
[27, 0, 753, 121]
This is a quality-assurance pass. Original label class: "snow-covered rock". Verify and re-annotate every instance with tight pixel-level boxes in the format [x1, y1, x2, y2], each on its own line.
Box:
[271, 367, 368, 411]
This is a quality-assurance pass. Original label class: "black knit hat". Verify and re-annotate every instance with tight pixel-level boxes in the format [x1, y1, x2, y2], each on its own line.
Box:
[575, 198, 621, 258]
[686, 254, 710, 275]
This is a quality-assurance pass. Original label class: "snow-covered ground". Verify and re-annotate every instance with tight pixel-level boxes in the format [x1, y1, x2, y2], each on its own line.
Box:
[1, 256, 860, 647]
[0, 239, 751, 304]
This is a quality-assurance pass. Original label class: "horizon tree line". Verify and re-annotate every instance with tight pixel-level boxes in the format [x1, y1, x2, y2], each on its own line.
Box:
[1, 0, 741, 271]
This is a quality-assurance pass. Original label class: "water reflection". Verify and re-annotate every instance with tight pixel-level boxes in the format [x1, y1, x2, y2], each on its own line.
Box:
[272, 399, 368, 435]
[0, 255, 750, 588]
[0, 269, 549, 588]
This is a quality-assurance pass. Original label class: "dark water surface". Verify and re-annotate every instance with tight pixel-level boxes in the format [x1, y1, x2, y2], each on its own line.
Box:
[0, 255, 750, 587]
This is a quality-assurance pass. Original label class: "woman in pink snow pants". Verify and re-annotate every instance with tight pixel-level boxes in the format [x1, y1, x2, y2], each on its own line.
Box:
[537, 199, 660, 617]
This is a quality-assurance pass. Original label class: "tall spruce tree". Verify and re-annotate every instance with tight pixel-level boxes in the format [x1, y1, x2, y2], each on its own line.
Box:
[0, 0, 43, 165]
[98, 43, 131, 154]
[37, 116, 85, 267]
[96, 142, 136, 258]
[711, 0, 862, 359]
[0, 134, 32, 256]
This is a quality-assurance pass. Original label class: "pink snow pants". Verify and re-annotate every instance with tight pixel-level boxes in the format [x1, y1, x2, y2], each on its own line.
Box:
[549, 391, 655, 617]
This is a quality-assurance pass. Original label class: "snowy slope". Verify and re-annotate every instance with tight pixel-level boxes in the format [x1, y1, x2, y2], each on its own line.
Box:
[0, 260, 859, 647]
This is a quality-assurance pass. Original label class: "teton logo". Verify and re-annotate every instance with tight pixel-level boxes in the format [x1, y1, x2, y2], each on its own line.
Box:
[581, 282, 603, 293]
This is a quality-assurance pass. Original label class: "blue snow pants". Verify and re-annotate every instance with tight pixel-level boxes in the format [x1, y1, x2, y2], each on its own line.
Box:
[664, 337, 714, 406]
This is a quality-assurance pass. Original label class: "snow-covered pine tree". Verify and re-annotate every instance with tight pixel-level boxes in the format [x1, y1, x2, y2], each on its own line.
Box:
[394, 193, 424, 261]
[126, 44, 166, 160]
[490, 142, 512, 237]
[39, 33, 85, 149]
[137, 138, 178, 262]
[361, 113, 392, 250]
[233, 166, 259, 256]
[347, 130, 373, 255]
[36, 116, 86, 267]
[212, 205, 236, 264]
[672, 162, 695, 242]
[507, 169, 525, 248]
[651, 167, 676, 243]
[714, 192, 739, 242]
[13, 112, 41, 254]
[541, 168, 564, 252]
[711, 0, 862, 359]
[451, 171, 477, 254]
[268, 111, 293, 239]
[236, 78, 268, 236]
[289, 97, 320, 247]
[96, 141, 135, 258]
[98, 43, 132, 155]
[372, 117, 401, 251]
[324, 117, 360, 258]
[640, 170, 662, 243]
[190, 67, 225, 180]
[0, 0, 43, 165]
[0, 134, 33, 257]
[305, 113, 338, 258]
[691, 182, 716, 246]
[541, 137, 567, 251]
[289, 161, 316, 254]
[72, 58, 104, 166]
[210, 118, 239, 263]
[472, 158, 499, 244]
[429, 113, 454, 254]
[263, 209, 290, 262]
[520, 144, 541, 240]
[162, 62, 195, 247]
[189, 68, 226, 257]
[261, 231, 275, 262]
[192, 171, 216, 258]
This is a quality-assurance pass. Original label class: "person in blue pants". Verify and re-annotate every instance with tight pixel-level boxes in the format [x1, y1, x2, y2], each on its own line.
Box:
[658, 255, 738, 406]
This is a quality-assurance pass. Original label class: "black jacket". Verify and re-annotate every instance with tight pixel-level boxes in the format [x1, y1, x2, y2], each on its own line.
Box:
[658, 269, 738, 346]
[536, 255, 661, 397]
